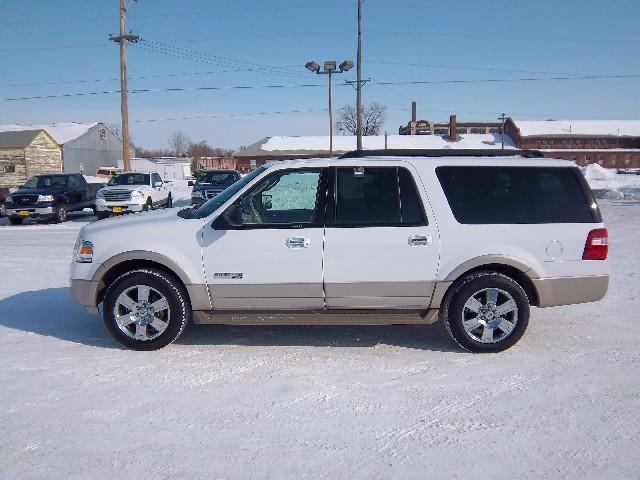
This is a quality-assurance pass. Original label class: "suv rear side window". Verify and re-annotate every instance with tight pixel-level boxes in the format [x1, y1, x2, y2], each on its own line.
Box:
[436, 166, 601, 224]
[332, 167, 426, 226]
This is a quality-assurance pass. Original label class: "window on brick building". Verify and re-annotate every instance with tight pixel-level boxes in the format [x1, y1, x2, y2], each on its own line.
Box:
[3, 164, 15, 173]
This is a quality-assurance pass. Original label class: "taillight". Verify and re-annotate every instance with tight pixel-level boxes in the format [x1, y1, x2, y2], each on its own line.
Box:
[583, 228, 608, 260]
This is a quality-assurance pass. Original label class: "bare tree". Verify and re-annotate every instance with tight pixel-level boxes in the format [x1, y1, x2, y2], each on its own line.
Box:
[336, 102, 387, 136]
[169, 130, 190, 157]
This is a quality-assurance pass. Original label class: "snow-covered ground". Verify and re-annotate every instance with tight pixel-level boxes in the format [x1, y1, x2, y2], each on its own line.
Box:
[0, 199, 638, 479]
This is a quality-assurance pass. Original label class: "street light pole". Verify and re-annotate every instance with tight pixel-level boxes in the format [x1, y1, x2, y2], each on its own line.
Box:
[306, 60, 353, 158]
[328, 69, 333, 157]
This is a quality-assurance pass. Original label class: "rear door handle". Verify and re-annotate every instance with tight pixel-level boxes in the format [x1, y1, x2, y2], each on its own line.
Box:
[286, 237, 310, 248]
[408, 235, 432, 246]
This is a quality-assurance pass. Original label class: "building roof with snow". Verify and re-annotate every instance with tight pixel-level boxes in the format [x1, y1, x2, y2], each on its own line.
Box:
[236, 134, 516, 158]
[510, 120, 640, 137]
[0, 122, 100, 145]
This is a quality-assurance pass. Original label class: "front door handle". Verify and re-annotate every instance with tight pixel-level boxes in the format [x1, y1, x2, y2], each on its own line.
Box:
[286, 237, 310, 248]
[408, 235, 432, 246]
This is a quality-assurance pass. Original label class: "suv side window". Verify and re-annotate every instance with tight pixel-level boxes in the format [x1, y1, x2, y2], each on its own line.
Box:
[436, 166, 601, 224]
[151, 173, 162, 185]
[332, 167, 426, 226]
[236, 169, 324, 227]
[67, 176, 80, 189]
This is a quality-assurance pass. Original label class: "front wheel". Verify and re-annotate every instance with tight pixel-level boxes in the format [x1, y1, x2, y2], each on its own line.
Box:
[165, 194, 172, 208]
[442, 272, 530, 353]
[52, 204, 67, 223]
[9, 217, 23, 225]
[103, 269, 190, 350]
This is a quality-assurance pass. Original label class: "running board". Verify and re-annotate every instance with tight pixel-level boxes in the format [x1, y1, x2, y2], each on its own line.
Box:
[192, 309, 440, 325]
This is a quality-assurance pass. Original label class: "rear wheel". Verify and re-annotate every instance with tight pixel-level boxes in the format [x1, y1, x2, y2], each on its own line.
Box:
[9, 217, 23, 225]
[103, 269, 190, 350]
[96, 212, 109, 220]
[442, 272, 530, 353]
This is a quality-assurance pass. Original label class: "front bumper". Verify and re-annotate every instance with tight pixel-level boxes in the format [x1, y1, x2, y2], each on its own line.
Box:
[6, 205, 55, 218]
[96, 199, 145, 213]
[70, 278, 100, 314]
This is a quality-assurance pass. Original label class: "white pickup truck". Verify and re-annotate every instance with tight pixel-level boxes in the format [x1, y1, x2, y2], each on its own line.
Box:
[95, 171, 173, 219]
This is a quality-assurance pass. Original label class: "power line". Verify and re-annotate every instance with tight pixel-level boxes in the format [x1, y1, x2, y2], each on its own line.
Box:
[367, 60, 586, 77]
[131, 108, 328, 123]
[5, 73, 640, 102]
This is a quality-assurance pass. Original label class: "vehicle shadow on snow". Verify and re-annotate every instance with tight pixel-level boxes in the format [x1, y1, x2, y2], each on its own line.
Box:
[0, 287, 462, 352]
[0, 287, 117, 347]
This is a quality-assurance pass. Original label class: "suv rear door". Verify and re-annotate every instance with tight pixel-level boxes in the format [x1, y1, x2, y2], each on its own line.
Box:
[202, 168, 327, 309]
[323, 164, 440, 309]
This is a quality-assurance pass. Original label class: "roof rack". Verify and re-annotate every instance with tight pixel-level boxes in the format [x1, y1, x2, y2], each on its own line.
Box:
[338, 149, 545, 159]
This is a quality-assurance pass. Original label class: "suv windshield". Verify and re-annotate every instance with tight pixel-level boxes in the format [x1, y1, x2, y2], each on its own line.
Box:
[186, 166, 266, 219]
[197, 170, 240, 186]
[23, 176, 67, 189]
[108, 173, 150, 186]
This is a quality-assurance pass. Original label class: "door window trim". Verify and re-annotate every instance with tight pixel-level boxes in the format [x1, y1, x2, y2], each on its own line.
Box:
[214, 167, 329, 230]
[326, 166, 428, 228]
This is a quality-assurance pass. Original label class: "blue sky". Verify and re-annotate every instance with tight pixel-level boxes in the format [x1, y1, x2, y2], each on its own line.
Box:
[1, 0, 639, 150]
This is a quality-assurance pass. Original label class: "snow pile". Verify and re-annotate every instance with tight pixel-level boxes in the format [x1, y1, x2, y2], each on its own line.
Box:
[261, 134, 516, 152]
[581, 163, 617, 181]
[580, 166, 640, 199]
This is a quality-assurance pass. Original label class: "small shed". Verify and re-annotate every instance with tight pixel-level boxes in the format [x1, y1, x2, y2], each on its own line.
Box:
[0, 130, 62, 187]
[0, 122, 134, 176]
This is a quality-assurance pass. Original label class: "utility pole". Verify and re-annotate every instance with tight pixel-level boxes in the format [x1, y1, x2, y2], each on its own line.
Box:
[499, 112, 507, 150]
[110, 0, 139, 172]
[356, 0, 363, 150]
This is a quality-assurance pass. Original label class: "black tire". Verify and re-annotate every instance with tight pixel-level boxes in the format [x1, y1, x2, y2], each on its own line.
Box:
[103, 269, 190, 351]
[96, 212, 109, 220]
[9, 217, 23, 225]
[442, 271, 530, 353]
[91, 206, 97, 216]
[165, 194, 173, 208]
[143, 198, 152, 211]
[52, 204, 67, 223]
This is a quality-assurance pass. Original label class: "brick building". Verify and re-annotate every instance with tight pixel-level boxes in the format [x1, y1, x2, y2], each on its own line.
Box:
[399, 102, 501, 136]
[505, 119, 640, 168]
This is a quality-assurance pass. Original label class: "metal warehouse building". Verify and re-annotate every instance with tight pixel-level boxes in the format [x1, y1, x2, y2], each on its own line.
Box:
[0, 122, 133, 178]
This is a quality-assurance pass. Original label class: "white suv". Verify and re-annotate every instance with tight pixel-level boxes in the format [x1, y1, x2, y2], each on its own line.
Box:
[70, 150, 609, 352]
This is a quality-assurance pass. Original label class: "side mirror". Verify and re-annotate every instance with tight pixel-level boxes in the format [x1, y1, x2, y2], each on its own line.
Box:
[262, 194, 273, 210]
[153, 181, 163, 188]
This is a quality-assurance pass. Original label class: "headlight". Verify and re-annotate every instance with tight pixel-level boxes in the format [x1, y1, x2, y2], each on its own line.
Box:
[74, 239, 94, 263]
[192, 191, 203, 198]
[37, 194, 54, 202]
[5, 195, 12, 203]
[131, 190, 145, 198]
[96, 189, 105, 198]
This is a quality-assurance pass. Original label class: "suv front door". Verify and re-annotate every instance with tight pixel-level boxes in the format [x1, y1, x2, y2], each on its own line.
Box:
[323, 165, 439, 309]
[202, 168, 327, 310]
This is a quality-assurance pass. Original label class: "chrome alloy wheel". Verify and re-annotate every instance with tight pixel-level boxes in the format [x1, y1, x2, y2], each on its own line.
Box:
[462, 288, 519, 344]
[113, 285, 171, 341]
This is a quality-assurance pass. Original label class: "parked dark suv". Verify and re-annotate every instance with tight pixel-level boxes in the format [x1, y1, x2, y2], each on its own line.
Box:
[191, 169, 241, 206]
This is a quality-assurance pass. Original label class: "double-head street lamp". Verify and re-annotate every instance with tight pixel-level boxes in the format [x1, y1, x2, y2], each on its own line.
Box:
[306, 60, 353, 158]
